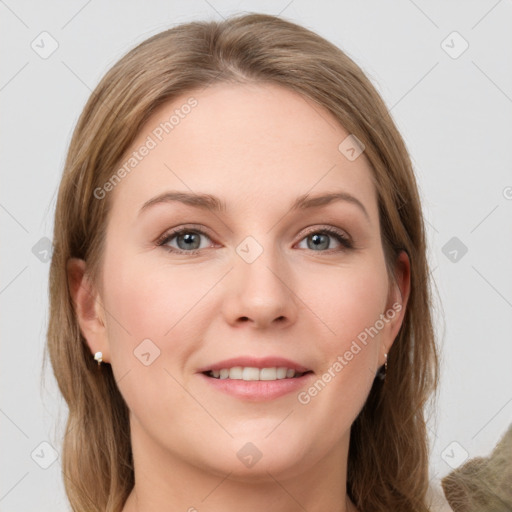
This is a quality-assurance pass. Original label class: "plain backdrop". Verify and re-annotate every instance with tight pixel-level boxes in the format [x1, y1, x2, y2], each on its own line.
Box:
[1, 1, 511, 510]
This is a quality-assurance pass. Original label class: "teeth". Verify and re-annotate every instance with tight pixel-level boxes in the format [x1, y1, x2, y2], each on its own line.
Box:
[229, 366, 243, 379]
[208, 366, 303, 381]
[260, 368, 277, 380]
[276, 367, 288, 379]
[242, 367, 260, 381]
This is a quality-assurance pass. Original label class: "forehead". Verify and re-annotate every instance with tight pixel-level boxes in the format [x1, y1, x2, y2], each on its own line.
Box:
[107, 82, 377, 220]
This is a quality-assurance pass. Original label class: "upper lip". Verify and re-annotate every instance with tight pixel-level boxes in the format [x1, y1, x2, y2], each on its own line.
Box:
[197, 356, 312, 374]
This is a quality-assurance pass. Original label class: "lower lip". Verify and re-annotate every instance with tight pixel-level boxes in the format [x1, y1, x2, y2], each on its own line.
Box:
[198, 372, 315, 401]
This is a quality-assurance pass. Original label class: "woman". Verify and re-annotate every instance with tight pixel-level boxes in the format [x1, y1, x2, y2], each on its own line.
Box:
[47, 13, 439, 512]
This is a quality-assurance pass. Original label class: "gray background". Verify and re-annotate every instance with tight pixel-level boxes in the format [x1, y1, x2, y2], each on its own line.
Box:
[1, 1, 511, 510]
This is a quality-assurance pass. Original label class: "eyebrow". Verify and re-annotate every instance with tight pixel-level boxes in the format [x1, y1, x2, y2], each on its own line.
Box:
[138, 190, 370, 220]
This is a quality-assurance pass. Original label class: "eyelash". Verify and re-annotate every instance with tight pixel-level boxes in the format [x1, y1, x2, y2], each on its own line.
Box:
[155, 224, 354, 255]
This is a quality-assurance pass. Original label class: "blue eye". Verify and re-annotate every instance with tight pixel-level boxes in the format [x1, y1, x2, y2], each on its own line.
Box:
[298, 227, 353, 251]
[157, 227, 213, 254]
[156, 225, 353, 255]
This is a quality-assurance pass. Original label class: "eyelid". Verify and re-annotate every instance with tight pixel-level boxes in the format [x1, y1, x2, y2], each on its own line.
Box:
[300, 224, 351, 242]
[155, 223, 212, 241]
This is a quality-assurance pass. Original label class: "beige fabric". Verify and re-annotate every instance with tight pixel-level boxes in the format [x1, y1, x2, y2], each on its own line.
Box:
[440, 424, 512, 511]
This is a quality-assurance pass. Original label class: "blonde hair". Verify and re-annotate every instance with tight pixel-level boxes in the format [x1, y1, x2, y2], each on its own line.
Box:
[46, 13, 439, 511]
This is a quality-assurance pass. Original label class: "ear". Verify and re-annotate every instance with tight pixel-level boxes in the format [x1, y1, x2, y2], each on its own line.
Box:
[67, 258, 110, 363]
[380, 250, 411, 365]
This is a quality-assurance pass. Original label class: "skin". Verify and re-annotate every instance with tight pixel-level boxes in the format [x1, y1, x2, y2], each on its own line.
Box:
[68, 82, 410, 512]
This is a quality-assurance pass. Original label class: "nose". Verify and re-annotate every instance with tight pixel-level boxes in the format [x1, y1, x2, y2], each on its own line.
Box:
[221, 241, 299, 330]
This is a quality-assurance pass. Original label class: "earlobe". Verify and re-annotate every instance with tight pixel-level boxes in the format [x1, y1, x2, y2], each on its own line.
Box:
[67, 258, 109, 362]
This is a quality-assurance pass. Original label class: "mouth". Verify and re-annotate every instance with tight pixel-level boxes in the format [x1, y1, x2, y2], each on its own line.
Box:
[197, 357, 315, 401]
[203, 367, 314, 381]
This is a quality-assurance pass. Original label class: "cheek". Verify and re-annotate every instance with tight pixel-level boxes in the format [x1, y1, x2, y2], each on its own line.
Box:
[102, 253, 218, 342]
[296, 258, 388, 407]
[100, 251, 227, 407]
[99, 254, 212, 433]
[302, 259, 389, 349]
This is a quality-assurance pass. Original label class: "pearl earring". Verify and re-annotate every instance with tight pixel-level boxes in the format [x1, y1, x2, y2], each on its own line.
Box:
[94, 351, 103, 366]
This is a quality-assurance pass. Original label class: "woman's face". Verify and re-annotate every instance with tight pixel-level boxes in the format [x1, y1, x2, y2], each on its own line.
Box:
[80, 82, 409, 481]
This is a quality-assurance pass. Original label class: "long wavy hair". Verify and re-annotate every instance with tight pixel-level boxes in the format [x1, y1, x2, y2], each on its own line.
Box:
[45, 12, 439, 512]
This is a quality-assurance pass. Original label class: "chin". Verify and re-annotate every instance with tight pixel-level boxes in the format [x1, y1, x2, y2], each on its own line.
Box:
[194, 435, 314, 482]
